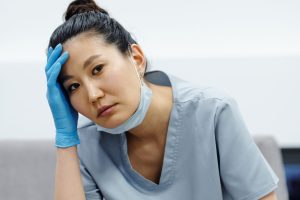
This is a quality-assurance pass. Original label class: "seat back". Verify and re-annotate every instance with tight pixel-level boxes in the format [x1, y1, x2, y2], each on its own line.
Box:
[254, 135, 289, 200]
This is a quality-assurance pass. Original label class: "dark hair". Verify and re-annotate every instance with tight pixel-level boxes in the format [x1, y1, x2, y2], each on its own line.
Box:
[48, 0, 147, 68]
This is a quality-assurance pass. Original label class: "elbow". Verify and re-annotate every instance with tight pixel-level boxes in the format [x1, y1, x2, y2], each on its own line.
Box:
[259, 191, 277, 200]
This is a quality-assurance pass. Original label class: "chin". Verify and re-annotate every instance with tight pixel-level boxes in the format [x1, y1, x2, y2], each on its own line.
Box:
[96, 114, 129, 129]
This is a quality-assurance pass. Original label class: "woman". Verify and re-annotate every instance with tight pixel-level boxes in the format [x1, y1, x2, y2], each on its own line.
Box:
[45, 0, 279, 199]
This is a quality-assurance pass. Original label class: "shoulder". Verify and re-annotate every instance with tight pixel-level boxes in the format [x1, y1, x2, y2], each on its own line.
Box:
[166, 72, 236, 105]
[146, 70, 235, 104]
[146, 70, 239, 118]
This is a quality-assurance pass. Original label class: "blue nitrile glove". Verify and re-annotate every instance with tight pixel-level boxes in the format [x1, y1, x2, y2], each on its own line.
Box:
[45, 43, 80, 148]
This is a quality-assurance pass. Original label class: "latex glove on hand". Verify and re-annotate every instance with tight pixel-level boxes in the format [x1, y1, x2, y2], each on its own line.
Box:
[45, 43, 80, 148]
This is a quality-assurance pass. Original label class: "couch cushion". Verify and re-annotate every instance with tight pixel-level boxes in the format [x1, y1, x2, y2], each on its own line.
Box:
[0, 140, 56, 200]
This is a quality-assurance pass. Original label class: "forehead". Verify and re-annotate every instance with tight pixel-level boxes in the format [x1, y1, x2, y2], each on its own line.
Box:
[60, 33, 125, 75]
[63, 33, 108, 55]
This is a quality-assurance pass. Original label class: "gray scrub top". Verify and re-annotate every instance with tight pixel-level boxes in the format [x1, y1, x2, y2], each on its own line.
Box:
[77, 70, 279, 200]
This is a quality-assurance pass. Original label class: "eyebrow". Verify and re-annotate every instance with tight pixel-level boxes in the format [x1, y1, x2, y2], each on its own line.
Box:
[60, 54, 102, 84]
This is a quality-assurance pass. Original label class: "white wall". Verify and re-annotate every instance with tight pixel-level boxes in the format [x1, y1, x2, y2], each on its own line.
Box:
[0, 0, 299, 147]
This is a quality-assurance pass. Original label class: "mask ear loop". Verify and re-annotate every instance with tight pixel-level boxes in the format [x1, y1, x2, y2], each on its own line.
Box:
[128, 45, 144, 87]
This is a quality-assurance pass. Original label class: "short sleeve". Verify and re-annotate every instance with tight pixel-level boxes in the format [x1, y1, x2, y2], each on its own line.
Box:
[214, 98, 279, 200]
[79, 161, 103, 200]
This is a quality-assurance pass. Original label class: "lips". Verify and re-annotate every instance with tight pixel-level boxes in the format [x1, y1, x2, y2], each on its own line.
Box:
[97, 104, 117, 117]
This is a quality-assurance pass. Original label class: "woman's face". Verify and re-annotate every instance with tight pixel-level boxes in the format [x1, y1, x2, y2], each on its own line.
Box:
[60, 34, 145, 128]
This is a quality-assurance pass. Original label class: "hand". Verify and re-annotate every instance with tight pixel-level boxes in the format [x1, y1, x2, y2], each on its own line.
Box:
[45, 43, 80, 148]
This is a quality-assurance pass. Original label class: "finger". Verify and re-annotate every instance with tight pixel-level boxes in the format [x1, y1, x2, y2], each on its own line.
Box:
[47, 62, 62, 87]
[46, 52, 69, 78]
[57, 51, 69, 66]
[47, 43, 62, 68]
[46, 43, 62, 71]
[47, 47, 53, 60]
[46, 50, 68, 76]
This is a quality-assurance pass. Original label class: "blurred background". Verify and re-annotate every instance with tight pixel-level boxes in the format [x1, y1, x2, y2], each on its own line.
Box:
[0, 0, 299, 199]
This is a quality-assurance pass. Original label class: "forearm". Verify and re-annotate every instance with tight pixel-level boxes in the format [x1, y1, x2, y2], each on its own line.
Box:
[55, 146, 86, 200]
[260, 191, 277, 200]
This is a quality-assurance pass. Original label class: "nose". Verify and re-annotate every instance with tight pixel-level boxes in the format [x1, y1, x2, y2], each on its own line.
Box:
[86, 81, 104, 104]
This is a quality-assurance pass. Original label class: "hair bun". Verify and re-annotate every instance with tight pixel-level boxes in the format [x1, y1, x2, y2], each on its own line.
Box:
[64, 0, 109, 21]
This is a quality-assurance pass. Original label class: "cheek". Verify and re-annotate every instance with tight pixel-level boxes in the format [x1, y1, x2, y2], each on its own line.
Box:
[70, 96, 86, 115]
[108, 64, 140, 92]
[106, 69, 140, 105]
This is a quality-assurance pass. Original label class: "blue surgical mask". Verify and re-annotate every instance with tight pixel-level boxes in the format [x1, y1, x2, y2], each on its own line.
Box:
[95, 83, 152, 134]
[95, 52, 153, 134]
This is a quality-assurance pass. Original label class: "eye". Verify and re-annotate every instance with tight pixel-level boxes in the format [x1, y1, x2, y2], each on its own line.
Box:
[67, 83, 80, 93]
[92, 65, 104, 75]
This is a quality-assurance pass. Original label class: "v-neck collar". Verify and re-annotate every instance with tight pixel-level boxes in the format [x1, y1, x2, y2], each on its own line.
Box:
[119, 71, 184, 192]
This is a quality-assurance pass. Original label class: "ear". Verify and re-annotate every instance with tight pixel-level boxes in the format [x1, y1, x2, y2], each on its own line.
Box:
[130, 44, 146, 75]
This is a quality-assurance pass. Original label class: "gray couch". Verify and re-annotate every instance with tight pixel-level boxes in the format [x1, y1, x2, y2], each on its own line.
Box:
[0, 136, 288, 200]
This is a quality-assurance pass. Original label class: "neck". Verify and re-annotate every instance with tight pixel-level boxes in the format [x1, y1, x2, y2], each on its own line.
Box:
[127, 81, 173, 146]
